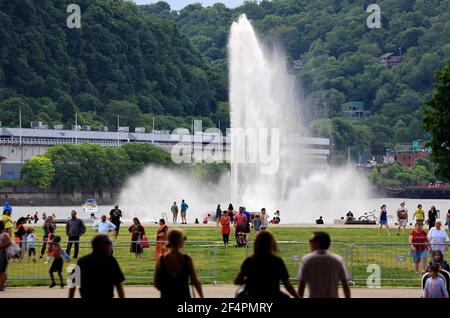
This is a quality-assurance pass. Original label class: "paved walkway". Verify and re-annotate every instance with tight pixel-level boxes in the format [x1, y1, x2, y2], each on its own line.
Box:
[1, 285, 421, 298]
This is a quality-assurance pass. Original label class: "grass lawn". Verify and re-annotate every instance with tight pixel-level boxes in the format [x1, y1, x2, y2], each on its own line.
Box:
[6, 224, 448, 287]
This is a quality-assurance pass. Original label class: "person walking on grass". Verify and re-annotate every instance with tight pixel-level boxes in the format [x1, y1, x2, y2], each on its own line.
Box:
[397, 201, 408, 236]
[427, 219, 449, 255]
[297, 232, 351, 298]
[180, 200, 188, 224]
[65, 211, 86, 259]
[413, 204, 425, 225]
[69, 234, 125, 299]
[423, 264, 449, 298]
[93, 215, 116, 235]
[378, 204, 391, 236]
[0, 221, 11, 291]
[260, 208, 269, 231]
[215, 204, 222, 227]
[1, 210, 12, 237]
[409, 222, 429, 274]
[109, 204, 122, 240]
[428, 206, 439, 230]
[234, 231, 298, 299]
[171, 201, 179, 224]
[253, 214, 262, 233]
[48, 236, 64, 288]
[155, 219, 168, 260]
[40, 216, 56, 259]
[128, 218, 145, 258]
[27, 228, 38, 263]
[154, 229, 204, 299]
[220, 211, 231, 247]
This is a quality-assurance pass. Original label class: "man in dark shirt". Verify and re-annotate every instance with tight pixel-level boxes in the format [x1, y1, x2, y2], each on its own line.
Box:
[109, 204, 122, 239]
[65, 211, 86, 259]
[68, 234, 125, 298]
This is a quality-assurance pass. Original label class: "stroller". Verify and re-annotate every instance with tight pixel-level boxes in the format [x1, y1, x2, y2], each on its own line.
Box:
[235, 223, 247, 248]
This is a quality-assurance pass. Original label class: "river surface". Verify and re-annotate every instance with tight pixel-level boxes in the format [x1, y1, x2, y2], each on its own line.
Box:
[7, 198, 450, 224]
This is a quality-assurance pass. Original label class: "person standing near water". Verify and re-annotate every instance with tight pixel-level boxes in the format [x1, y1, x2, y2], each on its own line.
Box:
[171, 201, 179, 224]
[378, 204, 391, 236]
[155, 219, 168, 260]
[428, 206, 438, 230]
[260, 208, 269, 230]
[413, 204, 425, 225]
[180, 200, 188, 224]
[109, 204, 122, 240]
[215, 204, 222, 227]
[220, 211, 231, 247]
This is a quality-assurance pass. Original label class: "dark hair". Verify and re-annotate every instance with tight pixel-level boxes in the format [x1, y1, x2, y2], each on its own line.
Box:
[228, 203, 233, 210]
[253, 231, 278, 256]
[52, 235, 61, 243]
[133, 217, 141, 225]
[92, 234, 112, 253]
[159, 218, 165, 224]
[0, 221, 4, 232]
[16, 217, 26, 225]
[381, 204, 386, 209]
[311, 232, 331, 250]
[223, 211, 228, 216]
[429, 263, 440, 273]
[418, 204, 422, 208]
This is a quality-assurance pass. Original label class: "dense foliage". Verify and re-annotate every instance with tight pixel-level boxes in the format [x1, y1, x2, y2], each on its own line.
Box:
[423, 58, 450, 179]
[0, 0, 226, 132]
[143, 0, 450, 161]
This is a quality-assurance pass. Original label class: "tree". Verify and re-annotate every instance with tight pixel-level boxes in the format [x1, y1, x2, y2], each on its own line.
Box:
[21, 156, 55, 189]
[423, 58, 450, 179]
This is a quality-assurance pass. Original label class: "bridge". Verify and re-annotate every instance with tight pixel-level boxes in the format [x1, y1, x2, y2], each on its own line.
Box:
[0, 127, 329, 179]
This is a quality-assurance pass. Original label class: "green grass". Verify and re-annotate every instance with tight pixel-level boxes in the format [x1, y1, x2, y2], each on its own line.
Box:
[6, 225, 448, 287]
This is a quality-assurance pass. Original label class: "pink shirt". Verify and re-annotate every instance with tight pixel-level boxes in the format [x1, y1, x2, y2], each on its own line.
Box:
[234, 213, 247, 227]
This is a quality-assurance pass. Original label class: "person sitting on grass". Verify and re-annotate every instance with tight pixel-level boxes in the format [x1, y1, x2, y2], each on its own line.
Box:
[48, 236, 64, 288]
[423, 263, 449, 298]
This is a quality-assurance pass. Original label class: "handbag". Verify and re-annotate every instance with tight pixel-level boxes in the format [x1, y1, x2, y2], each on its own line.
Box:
[5, 242, 21, 258]
[140, 236, 150, 248]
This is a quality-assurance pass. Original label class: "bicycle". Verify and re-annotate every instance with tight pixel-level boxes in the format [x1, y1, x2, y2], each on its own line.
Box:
[357, 210, 379, 224]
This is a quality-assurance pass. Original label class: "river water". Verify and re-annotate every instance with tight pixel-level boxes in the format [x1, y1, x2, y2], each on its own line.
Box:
[7, 198, 450, 224]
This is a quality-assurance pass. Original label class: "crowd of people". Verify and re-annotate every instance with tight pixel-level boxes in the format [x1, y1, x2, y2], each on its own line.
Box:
[0, 200, 449, 298]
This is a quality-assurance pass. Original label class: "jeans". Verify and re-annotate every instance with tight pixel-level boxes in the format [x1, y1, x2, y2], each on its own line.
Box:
[66, 236, 80, 259]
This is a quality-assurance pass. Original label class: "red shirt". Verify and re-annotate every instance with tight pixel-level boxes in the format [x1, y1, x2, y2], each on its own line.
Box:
[220, 215, 230, 234]
[234, 213, 247, 227]
[410, 230, 428, 251]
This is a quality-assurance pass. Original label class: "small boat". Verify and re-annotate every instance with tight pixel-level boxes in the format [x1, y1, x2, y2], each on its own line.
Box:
[82, 198, 99, 214]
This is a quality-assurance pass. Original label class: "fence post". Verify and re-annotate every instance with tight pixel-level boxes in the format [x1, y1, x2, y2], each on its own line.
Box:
[349, 243, 354, 282]
[213, 241, 217, 286]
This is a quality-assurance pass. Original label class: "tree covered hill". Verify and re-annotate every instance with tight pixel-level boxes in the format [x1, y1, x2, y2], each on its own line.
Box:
[144, 0, 450, 160]
[0, 0, 227, 131]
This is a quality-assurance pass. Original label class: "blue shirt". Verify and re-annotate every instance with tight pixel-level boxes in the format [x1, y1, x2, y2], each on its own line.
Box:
[181, 202, 188, 212]
[27, 233, 36, 249]
[380, 210, 387, 221]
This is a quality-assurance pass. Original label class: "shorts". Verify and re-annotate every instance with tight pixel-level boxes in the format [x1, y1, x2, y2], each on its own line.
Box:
[245, 223, 251, 233]
[412, 249, 428, 263]
[416, 219, 424, 225]
[398, 219, 407, 227]
[111, 222, 120, 232]
[49, 258, 63, 273]
[379, 219, 388, 225]
[28, 247, 36, 256]
[180, 211, 186, 218]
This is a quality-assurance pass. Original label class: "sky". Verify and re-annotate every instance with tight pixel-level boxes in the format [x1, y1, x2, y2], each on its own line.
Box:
[134, 0, 245, 10]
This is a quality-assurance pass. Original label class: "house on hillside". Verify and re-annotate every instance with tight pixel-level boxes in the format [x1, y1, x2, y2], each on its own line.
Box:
[340, 102, 370, 120]
[379, 52, 402, 68]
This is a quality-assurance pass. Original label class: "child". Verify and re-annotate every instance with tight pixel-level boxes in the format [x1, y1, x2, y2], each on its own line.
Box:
[44, 231, 54, 264]
[26, 228, 38, 263]
[48, 236, 64, 288]
[427, 250, 450, 272]
[423, 264, 449, 298]
[253, 214, 261, 233]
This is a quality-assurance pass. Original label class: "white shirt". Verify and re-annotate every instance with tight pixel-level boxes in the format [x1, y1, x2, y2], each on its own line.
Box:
[427, 227, 449, 253]
[93, 220, 116, 234]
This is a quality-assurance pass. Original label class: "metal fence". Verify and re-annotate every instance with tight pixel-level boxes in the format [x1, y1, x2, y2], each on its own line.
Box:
[6, 240, 449, 286]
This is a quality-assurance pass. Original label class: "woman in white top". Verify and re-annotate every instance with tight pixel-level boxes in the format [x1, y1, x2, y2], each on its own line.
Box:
[260, 208, 269, 230]
[427, 219, 449, 254]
